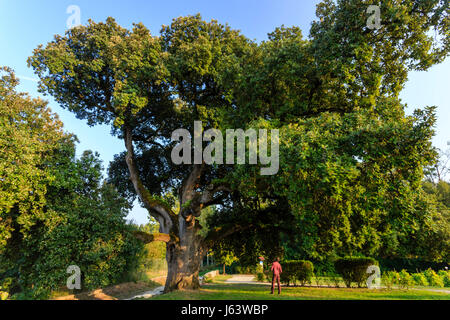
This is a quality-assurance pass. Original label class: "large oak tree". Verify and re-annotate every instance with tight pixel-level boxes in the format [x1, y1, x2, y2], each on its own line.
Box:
[28, 0, 449, 291]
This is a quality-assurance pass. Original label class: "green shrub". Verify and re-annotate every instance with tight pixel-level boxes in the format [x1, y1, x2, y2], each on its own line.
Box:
[311, 259, 336, 276]
[256, 264, 264, 274]
[235, 265, 256, 275]
[438, 270, 450, 287]
[280, 260, 314, 286]
[329, 273, 343, 288]
[334, 257, 378, 288]
[424, 268, 444, 287]
[398, 270, 414, 289]
[381, 271, 400, 290]
[312, 274, 322, 287]
[0, 291, 8, 300]
[411, 273, 429, 286]
[0, 277, 13, 295]
[376, 258, 449, 274]
[321, 272, 336, 287]
[256, 272, 265, 282]
[263, 270, 272, 282]
[297, 261, 314, 286]
[279, 261, 296, 286]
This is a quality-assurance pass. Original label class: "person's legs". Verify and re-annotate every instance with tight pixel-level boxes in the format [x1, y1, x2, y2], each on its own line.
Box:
[271, 274, 275, 294]
[276, 274, 281, 294]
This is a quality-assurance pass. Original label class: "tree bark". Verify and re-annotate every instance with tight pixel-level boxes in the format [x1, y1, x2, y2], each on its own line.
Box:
[164, 218, 206, 292]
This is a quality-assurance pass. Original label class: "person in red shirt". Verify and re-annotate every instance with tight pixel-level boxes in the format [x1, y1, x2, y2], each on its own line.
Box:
[270, 257, 282, 294]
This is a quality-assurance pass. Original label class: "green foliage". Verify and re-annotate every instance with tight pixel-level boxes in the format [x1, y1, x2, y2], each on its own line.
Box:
[235, 265, 257, 275]
[26, 1, 450, 287]
[411, 273, 429, 287]
[420, 180, 450, 262]
[334, 257, 378, 288]
[0, 81, 144, 298]
[377, 257, 449, 273]
[280, 260, 314, 286]
[129, 223, 167, 280]
[207, 203, 291, 271]
[0, 277, 12, 300]
[438, 270, 450, 287]
[135, 221, 167, 271]
[0, 67, 68, 253]
[308, 259, 337, 276]
[256, 272, 265, 282]
[383, 270, 449, 288]
[25, 154, 143, 297]
[329, 272, 343, 288]
[381, 271, 400, 290]
[212, 246, 238, 269]
[424, 268, 445, 287]
[398, 270, 414, 289]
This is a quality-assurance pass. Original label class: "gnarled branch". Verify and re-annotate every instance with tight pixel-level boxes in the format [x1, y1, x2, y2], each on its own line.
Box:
[124, 125, 175, 233]
[202, 222, 252, 248]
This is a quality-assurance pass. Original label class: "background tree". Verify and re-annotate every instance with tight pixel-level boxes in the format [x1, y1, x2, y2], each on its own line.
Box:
[420, 177, 450, 262]
[425, 146, 450, 184]
[0, 67, 66, 252]
[133, 219, 168, 276]
[0, 69, 142, 298]
[211, 245, 238, 275]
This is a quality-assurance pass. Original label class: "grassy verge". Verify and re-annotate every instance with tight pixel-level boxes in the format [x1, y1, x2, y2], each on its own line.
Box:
[149, 277, 450, 300]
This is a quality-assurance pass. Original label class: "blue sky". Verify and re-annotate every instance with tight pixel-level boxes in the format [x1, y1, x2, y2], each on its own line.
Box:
[1, 0, 449, 224]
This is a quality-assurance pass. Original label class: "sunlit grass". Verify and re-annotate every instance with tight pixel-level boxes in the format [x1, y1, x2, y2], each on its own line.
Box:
[150, 277, 450, 300]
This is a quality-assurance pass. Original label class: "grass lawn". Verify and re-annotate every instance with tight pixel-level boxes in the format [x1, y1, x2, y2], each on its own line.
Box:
[149, 276, 450, 300]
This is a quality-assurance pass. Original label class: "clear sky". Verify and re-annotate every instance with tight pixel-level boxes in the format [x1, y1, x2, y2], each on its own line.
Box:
[1, 0, 449, 224]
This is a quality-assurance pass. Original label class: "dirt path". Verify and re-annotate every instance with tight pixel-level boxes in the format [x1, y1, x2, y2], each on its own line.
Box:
[53, 276, 167, 300]
[225, 274, 262, 284]
[410, 287, 450, 294]
[124, 286, 164, 300]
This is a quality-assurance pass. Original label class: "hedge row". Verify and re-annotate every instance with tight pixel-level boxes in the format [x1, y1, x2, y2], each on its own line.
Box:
[255, 257, 449, 289]
[382, 269, 450, 289]
[334, 257, 378, 288]
[278, 260, 314, 286]
[310, 258, 449, 276]
[376, 258, 449, 273]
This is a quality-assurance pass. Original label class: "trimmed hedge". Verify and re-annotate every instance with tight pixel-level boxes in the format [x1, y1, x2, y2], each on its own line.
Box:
[334, 257, 378, 288]
[280, 260, 314, 286]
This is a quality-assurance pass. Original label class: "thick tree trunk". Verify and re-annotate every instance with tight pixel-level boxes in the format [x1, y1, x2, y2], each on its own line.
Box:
[164, 218, 206, 292]
[122, 129, 222, 292]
